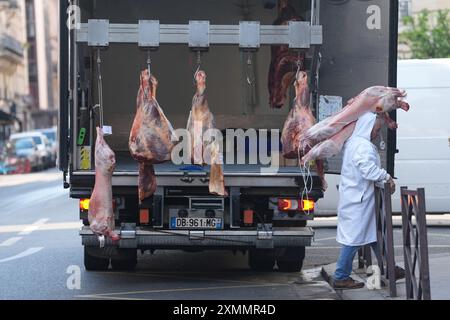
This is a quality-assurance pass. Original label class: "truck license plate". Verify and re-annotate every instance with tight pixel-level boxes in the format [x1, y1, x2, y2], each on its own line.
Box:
[170, 217, 223, 229]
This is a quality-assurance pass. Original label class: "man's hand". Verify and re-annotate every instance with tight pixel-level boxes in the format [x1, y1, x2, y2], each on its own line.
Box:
[388, 177, 396, 195]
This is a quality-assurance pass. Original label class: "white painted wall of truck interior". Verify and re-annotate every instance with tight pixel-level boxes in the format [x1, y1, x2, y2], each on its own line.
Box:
[315, 59, 450, 214]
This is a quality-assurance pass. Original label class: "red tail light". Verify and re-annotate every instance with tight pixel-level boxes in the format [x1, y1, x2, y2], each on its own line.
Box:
[278, 199, 315, 212]
[79, 199, 90, 211]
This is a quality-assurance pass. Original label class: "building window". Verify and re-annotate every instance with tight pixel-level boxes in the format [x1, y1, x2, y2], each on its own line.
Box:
[25, 0, 35, 37]
[399, 0, 412, 20]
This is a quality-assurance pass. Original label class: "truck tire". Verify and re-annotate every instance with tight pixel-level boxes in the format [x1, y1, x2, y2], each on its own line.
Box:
[111, 250, 137, 271]
[84, 247, 110, 271]
[276, 246, 305, 272]
[248, 249, 275, 272]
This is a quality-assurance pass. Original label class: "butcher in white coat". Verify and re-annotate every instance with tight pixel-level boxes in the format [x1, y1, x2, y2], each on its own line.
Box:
[333, 112, 396, 289]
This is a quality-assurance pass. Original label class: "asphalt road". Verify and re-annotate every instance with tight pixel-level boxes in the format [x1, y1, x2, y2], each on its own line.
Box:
[1, 169, 450, 300]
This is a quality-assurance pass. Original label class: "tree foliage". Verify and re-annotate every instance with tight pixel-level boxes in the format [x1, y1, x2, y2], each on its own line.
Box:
[399, 9, 450, 59]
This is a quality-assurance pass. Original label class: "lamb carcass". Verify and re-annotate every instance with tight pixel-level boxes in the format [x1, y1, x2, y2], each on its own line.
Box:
[89, 127, 120, 241]
[268, 0, 303, 109]
[302, 86, 409, 149]
[280, 71, 327, 191]
[301, 114, 396, 164]
[129, 70, 177, 202]
[187, 70, 226, 196]
[281, 71, 315, 158]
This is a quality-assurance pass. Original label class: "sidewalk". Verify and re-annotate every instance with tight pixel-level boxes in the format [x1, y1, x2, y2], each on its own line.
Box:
[320, 253, 450, 300]
[310, 215, 450, 228]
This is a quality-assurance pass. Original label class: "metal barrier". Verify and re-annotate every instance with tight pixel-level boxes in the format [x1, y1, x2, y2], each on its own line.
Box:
[400, 187, 431, 300]
[357, 182, 397, 297]
[374, 182, 397, 297]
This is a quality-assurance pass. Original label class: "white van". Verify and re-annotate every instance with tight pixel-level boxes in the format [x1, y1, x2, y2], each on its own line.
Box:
[316, 59, 450, 214]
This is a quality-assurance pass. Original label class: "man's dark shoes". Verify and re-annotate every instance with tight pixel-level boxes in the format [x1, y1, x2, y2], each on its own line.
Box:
[394, 266, 405, 280]
[333, 277, 365, 290]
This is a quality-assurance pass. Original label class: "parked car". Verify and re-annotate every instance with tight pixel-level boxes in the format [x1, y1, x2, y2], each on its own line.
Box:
[10, 132, 51, 170]
[37, 127, 57, 166]
[10, 138, 41, 172]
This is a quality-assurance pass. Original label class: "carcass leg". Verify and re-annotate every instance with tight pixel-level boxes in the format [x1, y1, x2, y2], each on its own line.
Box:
[382, 112, 398, 130]
[138, 162, 157, 202]
[208, 143, 227, 197]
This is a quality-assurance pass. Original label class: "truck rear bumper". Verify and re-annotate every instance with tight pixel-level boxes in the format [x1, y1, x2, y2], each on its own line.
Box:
[80, 226, 314, 249]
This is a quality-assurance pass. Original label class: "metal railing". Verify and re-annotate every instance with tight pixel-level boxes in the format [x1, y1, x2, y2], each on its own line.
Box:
[357, 182, 397, 297]
[374, 182, 397, 297]
[400, 187, 431, 300]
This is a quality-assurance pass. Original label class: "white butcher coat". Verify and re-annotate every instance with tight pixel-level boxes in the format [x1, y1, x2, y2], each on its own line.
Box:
[336, 112, 390, 246]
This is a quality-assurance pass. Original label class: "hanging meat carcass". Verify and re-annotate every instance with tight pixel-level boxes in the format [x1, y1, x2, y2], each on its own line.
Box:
[281, 71, 315, 158]
[187, 70, 226, 196]
[268, 0, 304, 109]
[129, 70, 177, 202]
[301, 86, 410, 150]
[89, 127, 120, 241]
[280, 71, 327, 191]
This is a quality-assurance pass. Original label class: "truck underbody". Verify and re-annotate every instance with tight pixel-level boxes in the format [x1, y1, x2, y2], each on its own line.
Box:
[73, 152, 320, 271]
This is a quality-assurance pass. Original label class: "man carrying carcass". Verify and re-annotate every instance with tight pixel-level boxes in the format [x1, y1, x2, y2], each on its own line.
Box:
[333, 112, 404, 289]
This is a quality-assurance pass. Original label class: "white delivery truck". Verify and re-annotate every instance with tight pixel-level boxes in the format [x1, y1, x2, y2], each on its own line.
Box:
[315, 58, 450, 215]
[59, 0, 400, 271]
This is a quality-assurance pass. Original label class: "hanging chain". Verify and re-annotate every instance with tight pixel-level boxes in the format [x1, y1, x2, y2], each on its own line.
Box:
[96, 48, 104, 129]
[194, 50, 202, 82]
[147, 49, 152, 77]
[246, 51, 252, 85]
[295, 50, 303, 80]
[143, 50, 152, 101]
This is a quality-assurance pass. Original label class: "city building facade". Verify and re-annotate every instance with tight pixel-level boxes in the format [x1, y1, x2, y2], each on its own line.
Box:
[0, 0, 31, 140]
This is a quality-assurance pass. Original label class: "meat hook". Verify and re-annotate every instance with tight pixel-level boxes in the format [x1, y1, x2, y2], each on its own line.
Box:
[95, 49, 104, 129]
[194, 50, 202, 82]
[147, 49, 152, 77]
[246, 52, 253, 85]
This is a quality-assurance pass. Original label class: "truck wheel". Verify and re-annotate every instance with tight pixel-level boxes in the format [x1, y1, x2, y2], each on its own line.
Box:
[276, 247, 305, 272]
[248, 249, 275, 272]
[111, 250, 137, 271]
[84, 247, 110, 271]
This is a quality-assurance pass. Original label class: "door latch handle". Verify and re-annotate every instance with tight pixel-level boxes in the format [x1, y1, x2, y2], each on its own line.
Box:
[181, 174, 194, 183]
[200, 177, 210, 183]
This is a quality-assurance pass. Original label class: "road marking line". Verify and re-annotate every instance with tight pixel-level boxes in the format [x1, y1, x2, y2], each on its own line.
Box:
[18, 218, 49, 235]
[106, 271, 287, 286]
[314, 236, 337, 242]
[308, 245, 450, 250]
[0, 247, 43, 263]
[0, 237, 23, 247]
[76, 283, 289, 298]
[394, 229, 450, 238]
[0, 221, 81, 234]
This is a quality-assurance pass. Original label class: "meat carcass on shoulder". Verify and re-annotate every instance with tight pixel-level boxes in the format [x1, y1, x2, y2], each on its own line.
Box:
[302, 122, 356, 164]
[302, 86, 409, 149]
[187, 70, 226, 196]
[302, 113, 399, 164]
[89, 127, 120, 241]
[129, 70, 177, 202]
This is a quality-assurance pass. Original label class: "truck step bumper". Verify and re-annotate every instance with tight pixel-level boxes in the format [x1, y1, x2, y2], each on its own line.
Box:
[80, 227, 314, 249]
